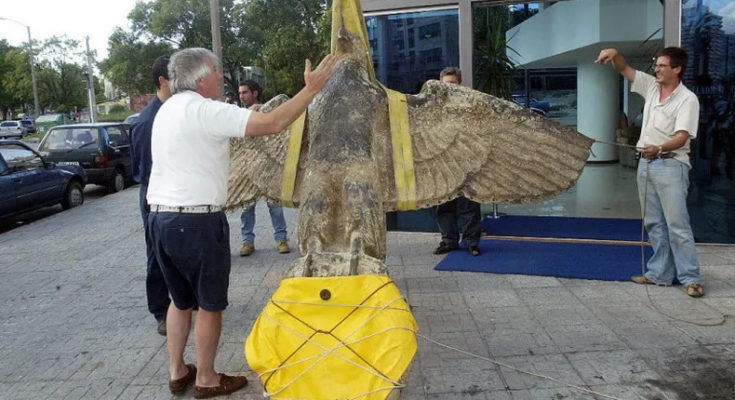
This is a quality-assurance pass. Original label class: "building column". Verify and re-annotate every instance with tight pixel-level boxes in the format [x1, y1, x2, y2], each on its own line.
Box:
[577, 61, 620, 161]
[458, 0, 473, 88]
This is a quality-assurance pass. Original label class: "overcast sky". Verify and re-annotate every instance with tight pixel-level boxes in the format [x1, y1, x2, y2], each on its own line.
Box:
[1, 0, 140, 61]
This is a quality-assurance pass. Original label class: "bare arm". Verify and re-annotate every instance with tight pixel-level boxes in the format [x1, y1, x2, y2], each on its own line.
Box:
[595, 48, 636, 82]
[640, 131, 690, 158]
[245, 55, 338, 137]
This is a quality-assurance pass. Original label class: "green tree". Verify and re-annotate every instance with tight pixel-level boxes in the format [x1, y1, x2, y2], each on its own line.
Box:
[33, 37, 89, 112]
[0, 42, 33, 119]
[34, 60, 87, 113]
[99, 0, 330, 100]
[99, 28, 174, 96]
[237, 0, 331, 98]
[127, 0, 244, 93]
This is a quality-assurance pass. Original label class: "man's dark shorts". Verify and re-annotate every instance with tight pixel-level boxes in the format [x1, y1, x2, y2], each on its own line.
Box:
[148, 211, 230, 311]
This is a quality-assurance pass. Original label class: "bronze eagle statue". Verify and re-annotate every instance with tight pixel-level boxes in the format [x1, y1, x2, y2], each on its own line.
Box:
[226, 0, 593, 277]
[231, 1, 593, 398]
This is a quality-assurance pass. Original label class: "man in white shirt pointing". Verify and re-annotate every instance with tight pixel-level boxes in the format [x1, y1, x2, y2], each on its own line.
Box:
[596, 46, 703, 298]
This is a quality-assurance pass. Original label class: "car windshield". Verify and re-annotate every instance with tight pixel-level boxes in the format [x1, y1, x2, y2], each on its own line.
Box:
[123, 114, 139, 125]
[36, 114, 61, 123]
[20, 120, 33, 127]
[0, 147, 36, 163]
[40, 128, 98, 151]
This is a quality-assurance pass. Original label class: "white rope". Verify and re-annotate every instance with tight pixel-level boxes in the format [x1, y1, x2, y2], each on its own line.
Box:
[638, 161, 729, 326]
[255, 297, 627, 400]
[417, 334, 627, 400]
[591, 140, 730, 326]
[271, 298, 412, 312]
[258, 314, 408, 397]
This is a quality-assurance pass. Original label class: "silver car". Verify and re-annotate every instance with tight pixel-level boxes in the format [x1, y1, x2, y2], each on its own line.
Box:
[0, 121, 28, 139]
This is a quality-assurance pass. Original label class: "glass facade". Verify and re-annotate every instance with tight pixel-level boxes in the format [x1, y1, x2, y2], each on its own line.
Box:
[366, 9, 459, 93]
[365, 0, 735, 242]
[682, 0, 735, 242]
[473, 3, 579, 126]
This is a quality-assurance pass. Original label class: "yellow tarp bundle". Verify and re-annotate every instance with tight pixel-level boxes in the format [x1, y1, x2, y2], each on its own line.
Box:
[246, 274, 418, 400]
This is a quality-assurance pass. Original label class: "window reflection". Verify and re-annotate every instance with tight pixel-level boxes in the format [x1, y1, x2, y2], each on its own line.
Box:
[366, 9, 459, 94]
[682, 0, 735, 243]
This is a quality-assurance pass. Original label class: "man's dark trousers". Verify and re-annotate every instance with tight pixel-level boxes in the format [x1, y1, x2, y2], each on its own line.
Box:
[436, 196, 482, 247]
[139, 184, 170, 320]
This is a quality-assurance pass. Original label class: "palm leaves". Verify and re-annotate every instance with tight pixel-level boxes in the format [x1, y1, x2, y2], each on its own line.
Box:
[473, 6, 519, 100]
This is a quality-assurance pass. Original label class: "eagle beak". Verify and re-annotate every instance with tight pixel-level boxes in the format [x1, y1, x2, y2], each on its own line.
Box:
[338, 26, 349, 41]
[330, 0, 376, 81]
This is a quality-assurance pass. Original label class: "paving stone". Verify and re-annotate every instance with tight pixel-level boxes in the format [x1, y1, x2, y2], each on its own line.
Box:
[0, 186, 734, 399]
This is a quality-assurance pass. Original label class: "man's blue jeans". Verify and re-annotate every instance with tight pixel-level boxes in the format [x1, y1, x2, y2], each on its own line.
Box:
[636, 158, 700, 286]
[240, 202, 288, 243]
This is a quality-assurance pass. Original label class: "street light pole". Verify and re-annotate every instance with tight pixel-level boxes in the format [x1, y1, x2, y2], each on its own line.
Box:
[209, 0, 224, 96]
[0, 17, 41, 118]
[85, 36, 97, 123]
[26, 25, 41, 118]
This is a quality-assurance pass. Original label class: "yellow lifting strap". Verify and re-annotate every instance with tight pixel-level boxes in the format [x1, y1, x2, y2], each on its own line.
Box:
[385, 88, 417, 211]
[331, 0, 376, 82]
[280, 111, 306, 207]
[246, 274, 418, 400]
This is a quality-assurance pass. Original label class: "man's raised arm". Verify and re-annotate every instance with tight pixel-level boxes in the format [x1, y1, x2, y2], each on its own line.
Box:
[595, 48, 636, 82]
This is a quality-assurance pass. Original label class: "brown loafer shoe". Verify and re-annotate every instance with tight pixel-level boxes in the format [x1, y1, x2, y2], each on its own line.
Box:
[194, 373, 248, 399]
[169, 364, 197, 394]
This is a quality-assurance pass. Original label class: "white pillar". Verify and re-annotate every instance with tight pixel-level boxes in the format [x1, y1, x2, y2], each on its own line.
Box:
[577, 61, 620, 161]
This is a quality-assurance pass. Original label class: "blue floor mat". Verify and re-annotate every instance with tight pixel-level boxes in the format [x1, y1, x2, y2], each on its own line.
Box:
[434, 240, 653, 281]
[482, 215, 648, 241]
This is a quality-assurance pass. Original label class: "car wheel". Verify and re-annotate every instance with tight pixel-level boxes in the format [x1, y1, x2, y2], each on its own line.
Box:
[108, 169, 126, 193]
[61, 181, 84, 209]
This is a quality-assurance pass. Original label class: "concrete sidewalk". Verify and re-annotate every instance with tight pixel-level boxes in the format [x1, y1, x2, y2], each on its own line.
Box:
[0, 186, 734, 399]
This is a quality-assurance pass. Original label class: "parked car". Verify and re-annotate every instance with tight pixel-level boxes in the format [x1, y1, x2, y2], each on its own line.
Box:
[37, 123, 132, 193]
[512, 94, 551, 117]
[123, 113, 140, 126]
[18, 119, 36, 134]
[0, 140, 86, 220]
[35, 113, 74, 136]
[0, 120, 28, 139]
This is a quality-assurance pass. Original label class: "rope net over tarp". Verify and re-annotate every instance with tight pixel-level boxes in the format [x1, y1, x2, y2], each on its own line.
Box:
[246, 275, 418, 399]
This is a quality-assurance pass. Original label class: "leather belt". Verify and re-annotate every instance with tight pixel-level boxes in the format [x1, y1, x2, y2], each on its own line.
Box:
[150, 204, 223, 213]
[642, 152, 675, 161]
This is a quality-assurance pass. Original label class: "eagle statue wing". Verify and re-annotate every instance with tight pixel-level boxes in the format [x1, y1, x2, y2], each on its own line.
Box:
[378, 80, 594, 212]
[227, 94, 310, 210]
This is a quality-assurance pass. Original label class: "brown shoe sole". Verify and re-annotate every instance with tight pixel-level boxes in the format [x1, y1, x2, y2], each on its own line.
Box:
[194, 373, 248, 399]
[169, 364, 197, 394]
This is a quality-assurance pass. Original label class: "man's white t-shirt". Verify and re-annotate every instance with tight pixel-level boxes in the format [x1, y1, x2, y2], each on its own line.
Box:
[631, 70, 699, 168]
[147, 91, 251, 207]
